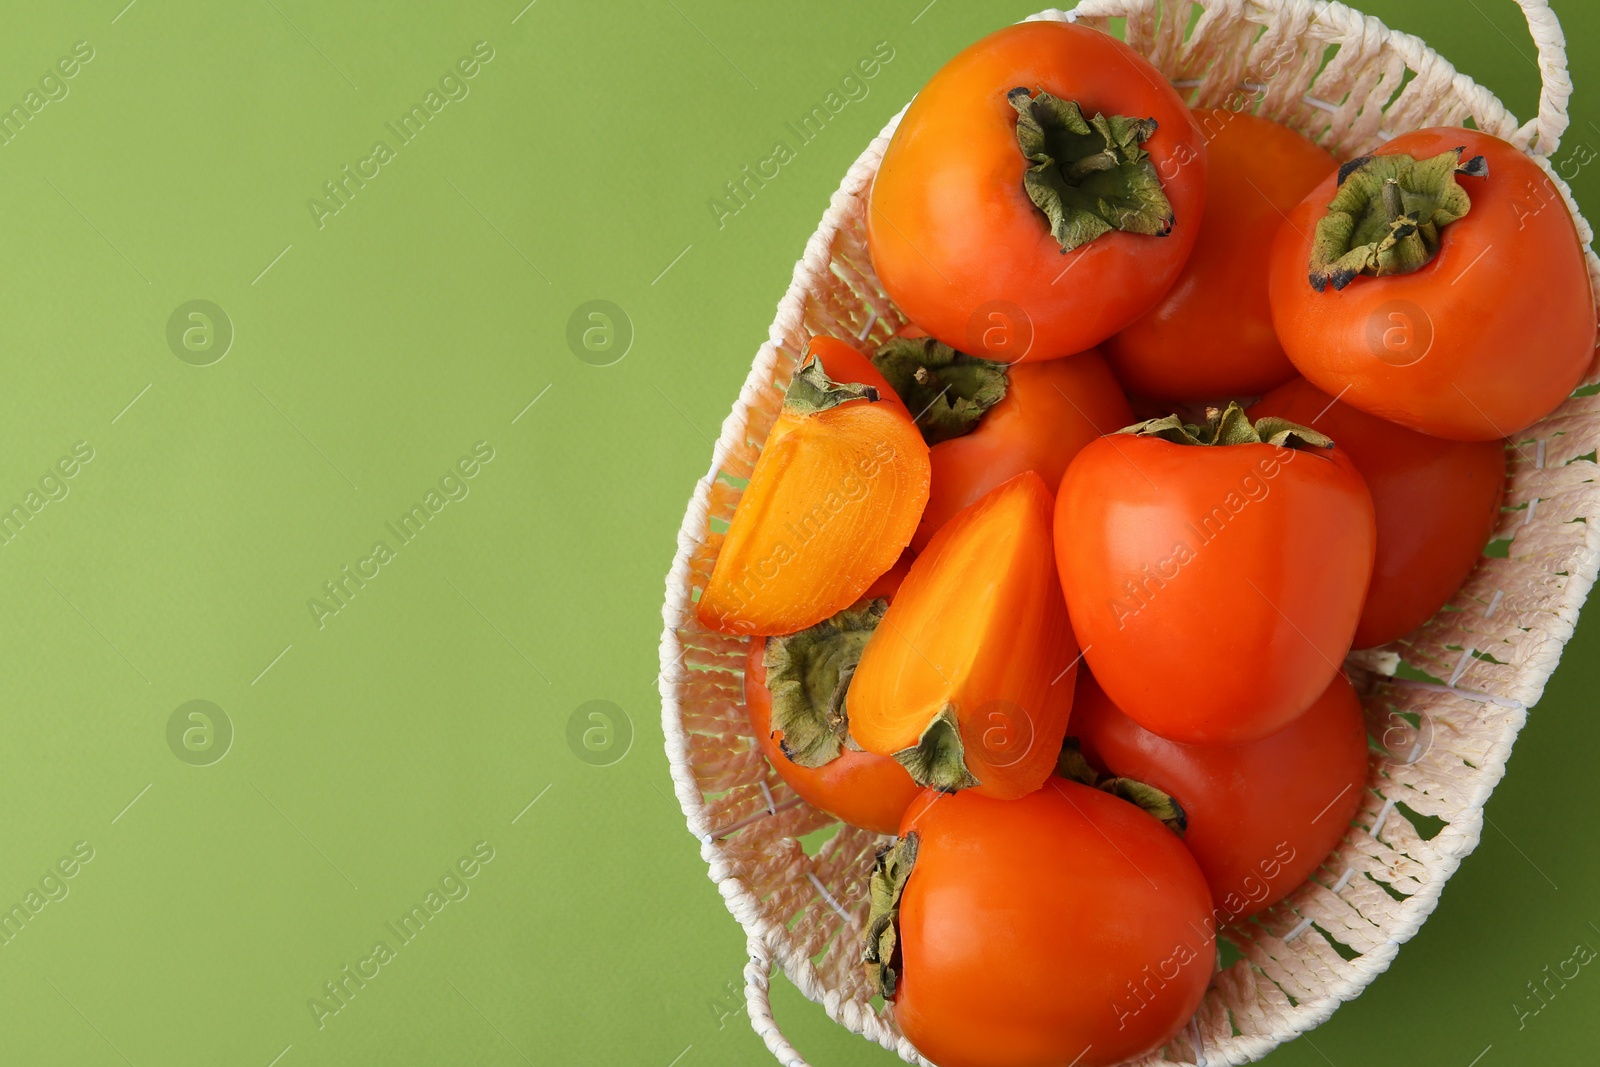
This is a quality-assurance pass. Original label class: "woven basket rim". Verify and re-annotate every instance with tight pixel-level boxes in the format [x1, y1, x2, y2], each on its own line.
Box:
[659, 2, 1600, 1064]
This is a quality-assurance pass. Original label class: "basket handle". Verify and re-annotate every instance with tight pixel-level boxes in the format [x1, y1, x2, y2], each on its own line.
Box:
[745, 936, 814, 1067]
[1511, 0, 1571, 155]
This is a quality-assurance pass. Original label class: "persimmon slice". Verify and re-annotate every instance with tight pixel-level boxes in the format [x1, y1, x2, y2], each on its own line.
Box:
[697, 357, 930, 636]
[850, 471, 1078, 799]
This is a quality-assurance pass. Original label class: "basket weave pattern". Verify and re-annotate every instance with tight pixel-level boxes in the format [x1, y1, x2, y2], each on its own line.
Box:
[658, 2, 1600, 1063]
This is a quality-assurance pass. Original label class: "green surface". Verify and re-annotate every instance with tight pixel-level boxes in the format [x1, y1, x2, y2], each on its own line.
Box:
[0, 1, 1595, 1064]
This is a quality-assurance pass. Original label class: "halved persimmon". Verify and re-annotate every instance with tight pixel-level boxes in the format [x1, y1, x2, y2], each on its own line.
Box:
[697, 355, 930, 636]
[850, 471, 1078, 799]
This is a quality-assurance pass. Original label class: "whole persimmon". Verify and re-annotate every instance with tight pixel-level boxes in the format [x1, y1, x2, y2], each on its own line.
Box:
[868, 21, 1207, 362]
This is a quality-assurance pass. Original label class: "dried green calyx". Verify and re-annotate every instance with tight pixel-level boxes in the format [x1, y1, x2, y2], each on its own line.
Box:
[1309, 147, 1488, 291]
[893, 705, 980, 793]
[1009, 87, 1174, 253]
[783, 357, 879, 417]
[765, 600, 886, 767]
[863, 832, 918, 999]
[1057, 738, 1186, 835]
[871, 337, 1009, 444]
[1117, 401, 1334, 451]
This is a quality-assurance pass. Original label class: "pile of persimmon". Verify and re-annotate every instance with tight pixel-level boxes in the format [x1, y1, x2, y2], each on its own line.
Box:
[696, 18, 1596, 1067]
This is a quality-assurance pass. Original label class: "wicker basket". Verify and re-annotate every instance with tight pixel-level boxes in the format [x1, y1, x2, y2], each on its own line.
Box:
[658, 2, 1600, 1063]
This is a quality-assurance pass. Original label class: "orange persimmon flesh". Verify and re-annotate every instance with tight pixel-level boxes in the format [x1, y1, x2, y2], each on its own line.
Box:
[697, 356, 930, 636]
[850, 470, 1078, 799]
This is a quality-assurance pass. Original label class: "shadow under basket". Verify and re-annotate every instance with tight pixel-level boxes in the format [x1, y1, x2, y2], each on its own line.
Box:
[658, 1, 1600, 1063]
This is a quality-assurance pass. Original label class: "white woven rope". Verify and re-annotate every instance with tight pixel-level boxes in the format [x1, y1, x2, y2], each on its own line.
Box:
[658, 2, 1600, 1064]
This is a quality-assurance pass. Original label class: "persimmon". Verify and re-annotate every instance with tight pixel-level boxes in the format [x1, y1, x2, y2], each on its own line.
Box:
[1250, 377, 1506, 648]
[850, 471, 1078, 799]
[872, 333, 1132, 551]
[867, 21, 1207, 361]
[1104, 109, 1336, 400]
[1268, 128, 1597, 441]
[866, 783, 1214, 1067]
[698, 356, 929, 636]
[1055, 404, 1375, 743]
[1071, 669, 1368, 923]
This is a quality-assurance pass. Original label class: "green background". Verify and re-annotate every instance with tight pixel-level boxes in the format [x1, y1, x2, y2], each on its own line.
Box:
[0, 1, 1594, 1064]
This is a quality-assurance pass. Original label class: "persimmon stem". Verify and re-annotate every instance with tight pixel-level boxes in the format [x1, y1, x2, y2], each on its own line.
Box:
[864, 833, 919, 1000]
[1118, 401, 1334, 451]
[1057, 738, 1187, 835]
[892, 706, 979, 793]
[1308, 148, 1487, 291]
[765, 601, 886, 768]
[1381, 178, 1404, 222]
[1008, 87, 1174, 253]
[1064, 148, 1120, 180]
[783, 357, 879, 417]
[872, 337, 1008, 445]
